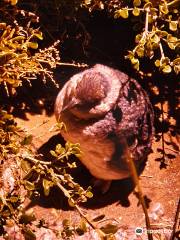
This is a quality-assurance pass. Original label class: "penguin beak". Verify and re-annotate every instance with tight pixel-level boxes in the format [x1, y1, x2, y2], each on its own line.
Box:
[62, 97, 80, 112]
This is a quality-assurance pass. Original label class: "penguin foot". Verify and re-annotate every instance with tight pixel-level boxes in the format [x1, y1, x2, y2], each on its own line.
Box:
[91, 178, 112, 194]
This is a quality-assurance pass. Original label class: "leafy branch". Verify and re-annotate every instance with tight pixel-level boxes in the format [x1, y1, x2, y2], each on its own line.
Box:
[21, 141, 112, 239]
[83, 0, 180, 74]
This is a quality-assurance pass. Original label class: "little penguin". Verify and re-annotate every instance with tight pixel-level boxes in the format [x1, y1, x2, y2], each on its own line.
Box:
[55, 64, 154, 193]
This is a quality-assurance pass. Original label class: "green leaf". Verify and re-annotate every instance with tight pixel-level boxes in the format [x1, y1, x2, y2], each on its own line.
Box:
[27, 42, 38, 49]
[133, 0, 141, 7]
[135, 34, 142, 43]
[136, 46, 144, 57]
[144, 2, 152, 10]
[133, 62, 140, 71]
[10, 0, 18, 6]
[20, 160, 32, 173]
[0, 23, 6, 29]
[8, 196, 19, 203]
[42, 178, 54, 196]
[101, 224, 119, 234]
[161, 57, 170, 65]
[114, 10, 121, 19]
[167, 35, 178, 42]
[173, 65, 180, 74]
[92, 214, 105, 222]
[151, 34, 160, 44]
[84, 0, 91, 5]
[86, 191, 93, 198]
[21, 135, 33, 145]
[34, 33, 43, 40]
[159, 4, 168, 14]
[56, 143, 63, 153]
[167, 42, 176, 50]
[67, 162, 77, 168]
[23, 227, 36, 240]
[6, 203, 14, 213]
[75, 153, 81, 158]
[169, 21, 178, 31]
[56, 121, 67, 132]
[156, 30, 168, 38]
[155, 59, 161, 67]
[68, 198, 75, 207]
[76, 219, 87, 235]
[173, 9, 178, 13]
[50, 150, 57, 157]
[132, 7, 140, 16]
[119, 9, 129, 19]
[24, 180, 35, 191]
[11, 36, 25, 42]
[131, 57, 139, 65]
[173, 58, 180, 74]
[19, 212, 36, 224]
[62, 219, 70, 227]
[173, 58, 180, 65]
[162, 65, 172, 73]
[126, 51, 134, 59]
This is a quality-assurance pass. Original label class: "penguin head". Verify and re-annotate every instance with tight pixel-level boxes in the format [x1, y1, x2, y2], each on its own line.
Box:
[76, 71, 109, 104]
[62, 71, 109, 114]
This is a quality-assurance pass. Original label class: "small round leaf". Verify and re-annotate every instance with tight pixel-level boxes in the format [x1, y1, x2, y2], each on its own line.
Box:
[155, 60, 160, 67]
[133, 0, 141, 7]
[120, 9, 129, 19]
[132, 7, 140, 16]
[162, 65, 172, 73]
[169, 21, 178, 31]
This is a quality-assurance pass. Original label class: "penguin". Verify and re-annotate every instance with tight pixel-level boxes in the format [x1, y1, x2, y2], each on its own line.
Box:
[55, 64, 154, 193]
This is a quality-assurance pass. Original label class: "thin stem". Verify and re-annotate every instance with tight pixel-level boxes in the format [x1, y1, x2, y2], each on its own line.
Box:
[171, 198, 180, 240]
[133, 7, 149, 54]
[160, 102, 166, 164]
[167, 0, 180, 7]
[124, 142, 153, 240]
[144, 8, 149, 35]
[159, 42, 165, 59]
[54, 177, 106, 239]
[56, 62, 88, 67]
[21, 154, 52, 165]
[3, 81, 9, 97]
[165, 147, 179, 154]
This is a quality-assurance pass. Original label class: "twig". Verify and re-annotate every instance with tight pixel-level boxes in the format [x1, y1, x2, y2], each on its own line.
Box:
[171, 198, 180, 240]
[167, 0, 180, 7]
[133, 7, 149, 54]
[54, 177, 106, 239]
[140, 175, 153, 178]
[144, 8, 149, 35]
[28, 120, 49, 132]
[159, 42, 165, 60]
[165, 147, 179, 154]
[160, 102, 166, 164]
[21, 154, 52, 165]
[124, 141, 153, 240]
[22, 154, 106, 238]
[56, 62, 88, 68]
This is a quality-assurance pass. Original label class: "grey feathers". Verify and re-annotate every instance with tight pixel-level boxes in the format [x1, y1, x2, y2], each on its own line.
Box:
[55, 64, 154, 181]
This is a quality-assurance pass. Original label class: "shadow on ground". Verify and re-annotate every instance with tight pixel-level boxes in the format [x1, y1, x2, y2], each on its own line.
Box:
[24, 134, 152, 212]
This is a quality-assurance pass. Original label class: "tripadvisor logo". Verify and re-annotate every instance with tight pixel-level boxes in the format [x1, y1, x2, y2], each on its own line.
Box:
[135, 227, 143, 235]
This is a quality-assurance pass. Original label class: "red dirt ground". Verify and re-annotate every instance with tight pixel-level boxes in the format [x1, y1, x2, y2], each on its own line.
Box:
[15, 111, 179, 240]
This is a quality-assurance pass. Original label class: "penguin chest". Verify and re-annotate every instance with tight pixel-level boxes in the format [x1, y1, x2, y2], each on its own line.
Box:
[60, 113, 128, 180]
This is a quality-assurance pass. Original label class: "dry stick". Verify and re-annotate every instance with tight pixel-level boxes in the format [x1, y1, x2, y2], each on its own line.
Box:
[171, 198, 180, 240]
[167, 0, 180, 7]
[160, 102, 166, 164]
[124, 142, 153, 240]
